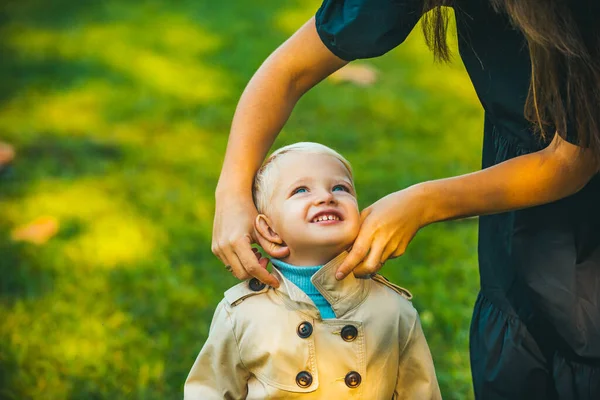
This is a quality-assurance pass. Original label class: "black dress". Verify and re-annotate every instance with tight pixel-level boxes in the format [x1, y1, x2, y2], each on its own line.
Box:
[315, 1, 600, 399]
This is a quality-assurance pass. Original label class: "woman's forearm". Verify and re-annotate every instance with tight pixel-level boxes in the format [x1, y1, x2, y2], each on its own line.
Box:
[419, 135, 598, 224]
[216, 17, 347, 199]
[216, 59, 302, 198]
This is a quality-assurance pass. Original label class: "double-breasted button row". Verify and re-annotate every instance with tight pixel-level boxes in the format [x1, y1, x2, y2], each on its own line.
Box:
[295, 370, 361, 389]
[340, 326, 360, 388]
[296, 323, 357, 341]
[294, 321, 313, 388]
[293, 323, 360, 389]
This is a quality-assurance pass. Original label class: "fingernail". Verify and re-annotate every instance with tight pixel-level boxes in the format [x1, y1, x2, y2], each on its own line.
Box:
[335, 272, 344, 280]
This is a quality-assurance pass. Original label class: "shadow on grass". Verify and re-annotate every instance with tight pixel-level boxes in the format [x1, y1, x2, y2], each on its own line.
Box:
[0, 46, 125, 108]
[0, 135, 124, 203]
[0, 217, 85, 304]
[0, 238, 57, 303]
[0, 344, 28, 400]
[0, 0, 119, 107]
[20, 135, 123, 178]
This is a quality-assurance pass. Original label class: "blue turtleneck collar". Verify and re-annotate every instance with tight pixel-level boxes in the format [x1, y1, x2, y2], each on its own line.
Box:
[270, 258, 335, 319]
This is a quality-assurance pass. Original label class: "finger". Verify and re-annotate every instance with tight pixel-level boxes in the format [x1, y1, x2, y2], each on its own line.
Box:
[391, 234, 413, 259]
[258, 256, 269, 270]
[211, 239, 227, 265]
[336, 236, 372, 280]
[359, 207, 372, 223]
[233, 237, 280, 288]
[213, 238, 246, 278]
[353, 240, 386, 277]
[213, 243, 239, 277]
[390, 245, 406, 258]
[380, 242, 399, 264]
[222, 246, 251, 281]
[252, 248, 270, 269]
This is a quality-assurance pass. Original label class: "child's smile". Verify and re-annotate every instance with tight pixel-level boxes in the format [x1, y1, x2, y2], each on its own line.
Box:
[310, 210, 343, 223]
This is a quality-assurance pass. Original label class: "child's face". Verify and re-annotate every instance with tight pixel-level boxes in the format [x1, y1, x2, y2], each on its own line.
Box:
[267, 152, 360, 262]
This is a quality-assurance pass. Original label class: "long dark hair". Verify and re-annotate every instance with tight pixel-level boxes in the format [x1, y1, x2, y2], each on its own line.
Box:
[422, 0, 600, 162]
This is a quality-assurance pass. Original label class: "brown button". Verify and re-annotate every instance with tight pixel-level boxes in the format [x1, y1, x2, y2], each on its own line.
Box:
[297, 322, 313, 338]
[341, 325, 358, 342]
[345, 371, 361, 388]
[249, 278, 266, 291]
[296, 371, 313, 388]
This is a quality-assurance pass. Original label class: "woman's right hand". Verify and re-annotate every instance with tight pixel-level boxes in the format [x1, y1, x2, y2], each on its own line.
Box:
[212, 195, 287, 287]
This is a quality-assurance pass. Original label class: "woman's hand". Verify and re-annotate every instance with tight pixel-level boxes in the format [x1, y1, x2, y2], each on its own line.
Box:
[212, 196, 288, 287]
[335, 185, 429, 280]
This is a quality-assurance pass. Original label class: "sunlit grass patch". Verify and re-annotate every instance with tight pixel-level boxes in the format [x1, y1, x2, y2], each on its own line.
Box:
[0, 83, 110, 137]
[1, 16, 229, 104]
[3, 179, 161, 270]
[0, 288, 165, 399]
[126, 123, 227, 174]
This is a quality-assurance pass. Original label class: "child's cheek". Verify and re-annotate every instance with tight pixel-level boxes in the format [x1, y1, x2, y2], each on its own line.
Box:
[349, 213, 361, 238]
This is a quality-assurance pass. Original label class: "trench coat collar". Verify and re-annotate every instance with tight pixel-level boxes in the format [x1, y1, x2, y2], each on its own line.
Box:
[271, 251, 370, 319]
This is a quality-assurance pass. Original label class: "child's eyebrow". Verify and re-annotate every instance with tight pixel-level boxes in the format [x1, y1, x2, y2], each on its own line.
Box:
[284, 177, 311, 193]
[336, 178, 354, 186]
[331, 176, 355, 189]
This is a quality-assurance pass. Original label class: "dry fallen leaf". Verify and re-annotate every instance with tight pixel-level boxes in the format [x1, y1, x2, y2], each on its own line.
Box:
[11, 216, 60, 245]
[328, 64, 378, 87]
[0, 141, 15, 165]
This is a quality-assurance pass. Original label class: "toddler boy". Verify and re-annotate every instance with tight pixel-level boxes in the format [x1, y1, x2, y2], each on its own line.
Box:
[185, 142, 441, 399]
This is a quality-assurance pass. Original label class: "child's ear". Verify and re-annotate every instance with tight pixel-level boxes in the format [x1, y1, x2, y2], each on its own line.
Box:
[254, 214, 283, 245]
[255, 214, 290, 259]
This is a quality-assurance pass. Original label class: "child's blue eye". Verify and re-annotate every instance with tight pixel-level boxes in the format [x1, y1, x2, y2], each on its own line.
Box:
[292, 187, 307, 195]
[333, 185, 349, 192]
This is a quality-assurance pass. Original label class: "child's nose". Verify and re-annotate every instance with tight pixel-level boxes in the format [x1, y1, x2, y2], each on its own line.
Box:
[314, 190, 336, 205]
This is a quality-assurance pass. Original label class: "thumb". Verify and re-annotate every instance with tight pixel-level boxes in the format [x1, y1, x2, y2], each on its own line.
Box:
[359, 206, 372, 223]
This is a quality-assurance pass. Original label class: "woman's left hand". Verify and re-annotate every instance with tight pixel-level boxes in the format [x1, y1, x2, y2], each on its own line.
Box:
[335, 185, 429, 280]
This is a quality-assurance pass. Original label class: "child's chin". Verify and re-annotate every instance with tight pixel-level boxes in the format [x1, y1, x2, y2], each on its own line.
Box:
[309, 237, 353, 251]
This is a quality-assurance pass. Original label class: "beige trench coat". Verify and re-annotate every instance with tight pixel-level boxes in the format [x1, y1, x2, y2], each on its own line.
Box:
[185, 252, 441, 399]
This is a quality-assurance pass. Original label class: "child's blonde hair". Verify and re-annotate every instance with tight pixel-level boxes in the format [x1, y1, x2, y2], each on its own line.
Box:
[253, 142, 354, 214]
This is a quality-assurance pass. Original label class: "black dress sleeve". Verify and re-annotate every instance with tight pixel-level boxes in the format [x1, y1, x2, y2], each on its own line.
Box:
[315, 0, 425, 61]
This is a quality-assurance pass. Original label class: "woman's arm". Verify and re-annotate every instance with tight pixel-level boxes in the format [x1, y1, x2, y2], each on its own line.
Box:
[421, 133, 598, 223]
[336, 133, 599, 279]
[213, 17, 348, 286]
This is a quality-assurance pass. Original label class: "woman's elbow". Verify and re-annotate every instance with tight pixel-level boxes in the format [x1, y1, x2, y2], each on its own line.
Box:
[544, 134, 598, 195]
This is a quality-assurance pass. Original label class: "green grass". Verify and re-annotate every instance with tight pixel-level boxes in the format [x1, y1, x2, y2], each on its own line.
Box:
[0, 1, 483, 398]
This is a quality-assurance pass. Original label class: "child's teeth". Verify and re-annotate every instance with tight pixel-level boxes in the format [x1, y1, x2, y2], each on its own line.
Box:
[313, 214, 340, 222]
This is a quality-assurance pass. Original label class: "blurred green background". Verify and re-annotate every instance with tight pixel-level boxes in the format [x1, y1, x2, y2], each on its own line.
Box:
[0, 0, 483, 399]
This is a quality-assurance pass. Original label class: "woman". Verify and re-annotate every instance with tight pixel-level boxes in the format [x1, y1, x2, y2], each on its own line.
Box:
[211, 0, 600, 398]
